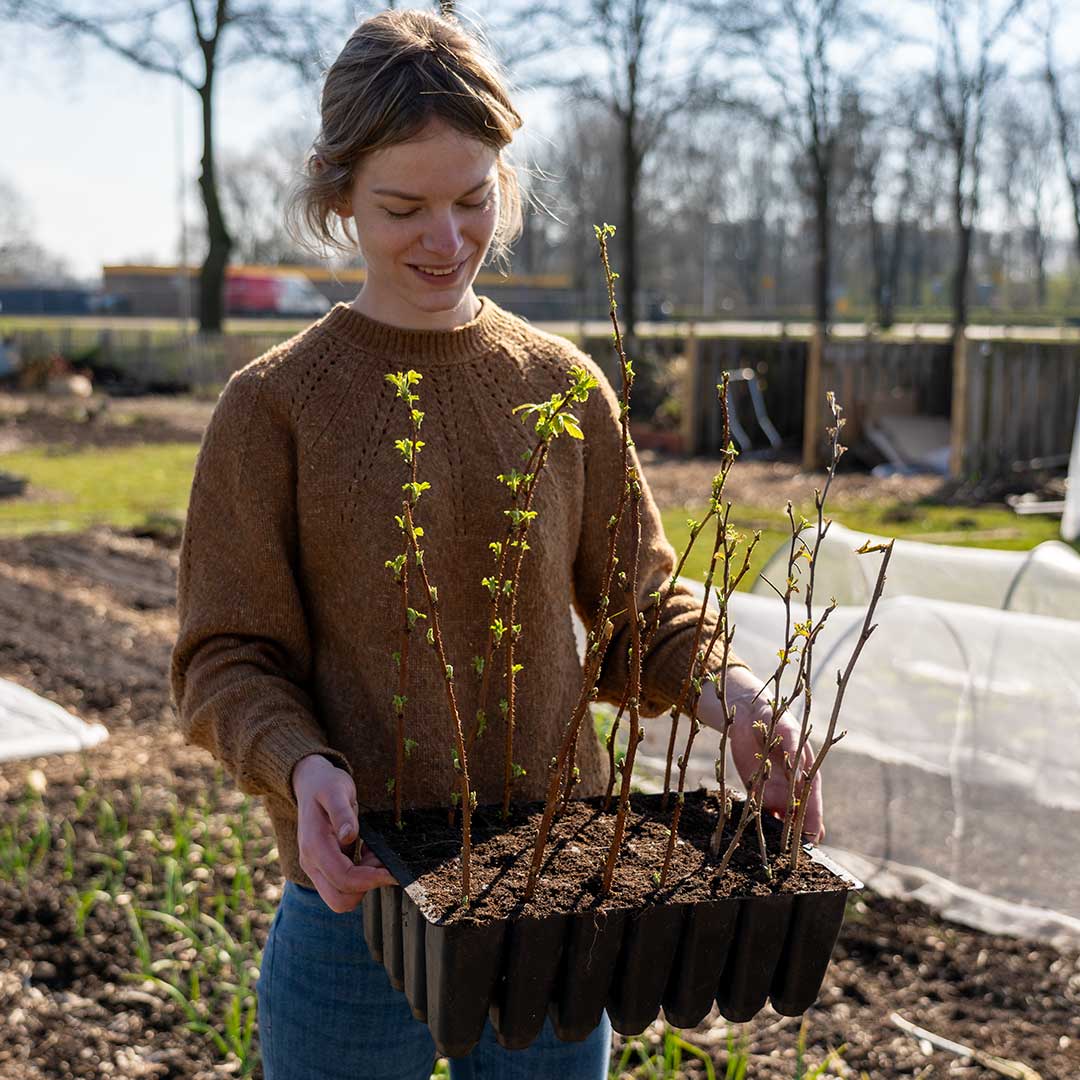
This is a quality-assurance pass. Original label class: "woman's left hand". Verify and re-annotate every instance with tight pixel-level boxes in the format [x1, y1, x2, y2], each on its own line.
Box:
[695, 667, 825, 844]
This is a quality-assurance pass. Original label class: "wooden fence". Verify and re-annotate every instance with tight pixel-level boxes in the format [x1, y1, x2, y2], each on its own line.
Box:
[955, 337, 1080, 480]
[9, 325, 290, 393]
[10, 321, 1080, 483]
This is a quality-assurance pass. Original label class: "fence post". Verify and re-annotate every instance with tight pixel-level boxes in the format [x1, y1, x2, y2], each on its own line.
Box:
[801, 324, 826, 469]
[949, 329, 969, 478]
[681, 324, 699, 457]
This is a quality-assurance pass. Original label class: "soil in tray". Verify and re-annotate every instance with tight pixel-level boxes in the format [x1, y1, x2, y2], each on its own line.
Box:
[360, 790, 845, 925]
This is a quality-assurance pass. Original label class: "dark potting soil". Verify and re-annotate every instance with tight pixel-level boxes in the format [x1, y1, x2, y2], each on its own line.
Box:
[361, 790, 845, 925]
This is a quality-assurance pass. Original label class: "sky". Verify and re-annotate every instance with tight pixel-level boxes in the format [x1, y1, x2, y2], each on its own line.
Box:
[5, 11, 563, 282]
[6, 2, 1079, 283]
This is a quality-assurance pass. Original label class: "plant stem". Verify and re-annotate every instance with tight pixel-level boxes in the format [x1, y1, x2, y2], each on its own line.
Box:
[789, 537, 894, 867]
[600, 484, 643, 897]
[404, 510, 473, 901]
[524, 616, 613, 900]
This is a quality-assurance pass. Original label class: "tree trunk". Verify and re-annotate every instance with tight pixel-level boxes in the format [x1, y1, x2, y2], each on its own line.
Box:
[950, 144, 970, 350]
[882, 218, 905, 329]
[197, 70, 232, 334]
[621, 110, 639, 337]
[868, 207, 884, 326]
[1045, 59, 1080, 264]
[773, 218, 786, 311]
[813, 157, 831, 326]
[1032, 225, 1048, 308]
[906, 227, 922, 307]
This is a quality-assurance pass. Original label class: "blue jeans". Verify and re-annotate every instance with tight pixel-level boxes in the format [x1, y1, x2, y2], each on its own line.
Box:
[257, 880, 613, 1080]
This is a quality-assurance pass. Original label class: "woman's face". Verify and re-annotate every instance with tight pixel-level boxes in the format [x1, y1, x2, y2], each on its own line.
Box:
[342, 117, 500, 330]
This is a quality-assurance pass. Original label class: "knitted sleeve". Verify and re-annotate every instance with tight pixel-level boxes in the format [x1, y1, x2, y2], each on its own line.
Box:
[571, 355, 749, 717]
[169, 367, 354, 808]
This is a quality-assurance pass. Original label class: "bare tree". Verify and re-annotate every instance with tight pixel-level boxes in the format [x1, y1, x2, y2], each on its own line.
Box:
[929, 0, 1026, 344]
[1042, 2, 1080, 265]
[995, 92, 1056, 309]
[216, 126, 314, 266]
[531, 103, 626, 317]
[3, 0, 339, 332]
[841, 88, 931, 327]
[520, 0, 733, 335]
[703, 0, 883, 328]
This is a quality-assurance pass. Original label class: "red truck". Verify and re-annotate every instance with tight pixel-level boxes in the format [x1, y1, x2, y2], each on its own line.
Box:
[225, 271, 331, 317]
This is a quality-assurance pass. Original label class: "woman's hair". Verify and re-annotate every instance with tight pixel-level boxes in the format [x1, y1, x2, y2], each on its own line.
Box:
[286, 8, 525, 273]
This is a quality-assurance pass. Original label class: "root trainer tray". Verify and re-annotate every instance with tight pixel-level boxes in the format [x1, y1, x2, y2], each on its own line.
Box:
[357, 792, 860, 1057]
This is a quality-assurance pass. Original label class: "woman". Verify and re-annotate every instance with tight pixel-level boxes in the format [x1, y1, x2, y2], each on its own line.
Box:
[169, 9, 823, 1079]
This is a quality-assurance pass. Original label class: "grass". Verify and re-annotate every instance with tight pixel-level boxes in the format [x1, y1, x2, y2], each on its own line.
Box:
[0, 443, 197, 536]
[661, 499, 1074, 592]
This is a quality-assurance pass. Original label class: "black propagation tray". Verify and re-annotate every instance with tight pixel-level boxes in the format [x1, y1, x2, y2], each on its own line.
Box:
[358, 798, 861, 1058]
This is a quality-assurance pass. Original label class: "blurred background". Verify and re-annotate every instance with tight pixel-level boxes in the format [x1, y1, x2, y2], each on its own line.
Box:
[2, 3, 1080, 1079]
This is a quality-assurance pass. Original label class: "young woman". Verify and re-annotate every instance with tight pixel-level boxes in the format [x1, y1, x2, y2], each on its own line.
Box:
[169, 9, 824, 1079]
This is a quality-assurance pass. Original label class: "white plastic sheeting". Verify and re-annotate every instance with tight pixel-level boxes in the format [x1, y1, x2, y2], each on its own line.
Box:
[652, 576, 1080, 945]
[1064, 398, 1080, 542]
[752, 521, 1080, 619]
[0, 679, 108, 763]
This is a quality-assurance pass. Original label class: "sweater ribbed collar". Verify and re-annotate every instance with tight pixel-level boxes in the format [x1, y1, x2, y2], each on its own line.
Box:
[317, 295, 510, 364]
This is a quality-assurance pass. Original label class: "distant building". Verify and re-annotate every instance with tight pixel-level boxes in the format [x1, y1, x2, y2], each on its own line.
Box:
[101, 264, 578, 322]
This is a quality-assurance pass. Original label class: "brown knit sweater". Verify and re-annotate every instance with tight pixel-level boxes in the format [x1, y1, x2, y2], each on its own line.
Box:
[169, 296, 747, 889]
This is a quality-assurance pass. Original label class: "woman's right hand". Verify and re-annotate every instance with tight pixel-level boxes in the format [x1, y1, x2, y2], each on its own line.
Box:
[292, 754, 397, 913]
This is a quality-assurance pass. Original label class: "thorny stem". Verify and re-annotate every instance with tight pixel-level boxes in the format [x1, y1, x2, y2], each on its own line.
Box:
[661, 371, 735, 811]
[790, 537, 894, 868]
[387, 371, 473, 904]
[670, 515, 760, 880]
[607, 495, 719, 810]
[600, 483, 643, 897]
[525, 616, 614, 900]
[781, 392, 846, 853]
[391, 407, 423, 827]
[501, 445, 547, 817]
[715, 497, 835, 873]
[472, 373, 596, 817]
[468, 439, 543, 763]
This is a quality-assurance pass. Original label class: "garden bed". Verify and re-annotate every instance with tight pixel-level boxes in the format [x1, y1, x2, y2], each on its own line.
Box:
[0, 515, 1076, 1076]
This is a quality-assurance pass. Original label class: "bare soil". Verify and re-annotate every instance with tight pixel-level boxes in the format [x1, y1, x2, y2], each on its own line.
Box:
[0, 393, 1076, 1078]
[362, 793, 840, 925]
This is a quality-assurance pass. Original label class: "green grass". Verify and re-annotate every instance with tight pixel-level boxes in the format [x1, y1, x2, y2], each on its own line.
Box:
[0, 443, 197, 536]
[662, 499, 1074, 593]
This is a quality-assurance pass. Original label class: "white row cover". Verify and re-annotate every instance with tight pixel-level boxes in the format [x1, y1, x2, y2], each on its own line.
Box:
[0, 679, 109, 764]
[1064, 398, 1080, 543]
[661, 553, 1080, 944]
[751, 521, 1080, 619]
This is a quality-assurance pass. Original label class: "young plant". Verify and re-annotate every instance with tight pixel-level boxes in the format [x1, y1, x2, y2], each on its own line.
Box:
[385, 370, 425, 827]
[779, 400, 894, 865]
[386, 369, 474, 903]
[709, 392, 893, 878]
[526, 224, 639, 900]
[472, 366, 599, 817]
[591, 223, 649, 899]
[658, 377, 760, 886]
